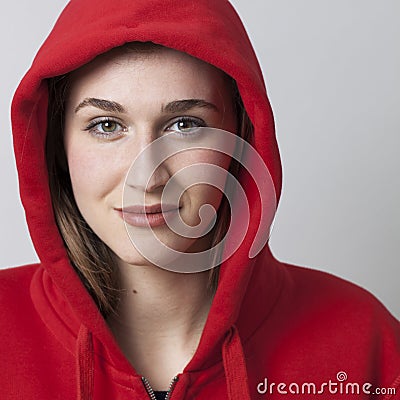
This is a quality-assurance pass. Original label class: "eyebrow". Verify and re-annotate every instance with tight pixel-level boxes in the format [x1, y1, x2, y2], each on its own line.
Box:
[74, 98, 219, 114]
[162, 99, 219, 113]
[74, 98, 126, 114]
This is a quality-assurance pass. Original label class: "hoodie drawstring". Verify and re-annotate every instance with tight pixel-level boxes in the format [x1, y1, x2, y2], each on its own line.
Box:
[222, 325, 251, 400]
[76, 325, 94, 400]
[75, 324, 250, 400]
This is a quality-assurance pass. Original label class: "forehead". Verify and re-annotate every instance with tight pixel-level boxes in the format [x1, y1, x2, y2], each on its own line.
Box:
[67, 46, 232, 101]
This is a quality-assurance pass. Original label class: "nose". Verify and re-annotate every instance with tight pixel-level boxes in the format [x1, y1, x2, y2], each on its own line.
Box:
[125, 132, 170, 193]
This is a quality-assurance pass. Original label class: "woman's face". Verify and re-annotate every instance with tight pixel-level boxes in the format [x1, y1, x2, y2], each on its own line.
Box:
[63, 46, 237, 268]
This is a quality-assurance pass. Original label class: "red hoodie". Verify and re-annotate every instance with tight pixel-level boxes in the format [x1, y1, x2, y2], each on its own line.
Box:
[1, 1, 399, 399]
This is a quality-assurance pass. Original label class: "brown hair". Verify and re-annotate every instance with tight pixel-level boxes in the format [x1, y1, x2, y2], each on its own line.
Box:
[46, 42, 254, 317]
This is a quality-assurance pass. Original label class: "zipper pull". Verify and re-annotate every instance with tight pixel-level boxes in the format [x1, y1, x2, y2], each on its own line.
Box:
[141, 375, 179, 400]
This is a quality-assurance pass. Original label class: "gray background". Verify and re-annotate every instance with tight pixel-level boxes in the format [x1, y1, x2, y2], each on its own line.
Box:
[1, 1, 399, 318]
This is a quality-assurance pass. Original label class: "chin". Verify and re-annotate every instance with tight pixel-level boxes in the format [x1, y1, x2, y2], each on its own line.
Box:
[110, 235, 199, 270]
[110, 242, 149, 266]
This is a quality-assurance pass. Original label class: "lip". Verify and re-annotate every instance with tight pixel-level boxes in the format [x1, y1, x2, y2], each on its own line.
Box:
[115, 204, 181, 227]
[120, 204, 179, 214]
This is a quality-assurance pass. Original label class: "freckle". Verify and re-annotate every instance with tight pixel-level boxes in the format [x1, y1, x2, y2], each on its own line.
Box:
[133, 289, 138, 294]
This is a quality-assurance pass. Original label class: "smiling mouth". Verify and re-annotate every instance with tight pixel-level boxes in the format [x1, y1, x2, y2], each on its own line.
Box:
[115, 204, 181, 227]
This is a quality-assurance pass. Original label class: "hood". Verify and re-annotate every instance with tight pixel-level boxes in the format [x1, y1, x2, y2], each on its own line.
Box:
[11, 0, 283, 398]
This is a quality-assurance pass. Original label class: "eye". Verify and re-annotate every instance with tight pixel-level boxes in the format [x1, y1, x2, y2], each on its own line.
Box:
[100, 121, 119, 132]
[84, 118, 127, 139]
[166, 117, 206, 135]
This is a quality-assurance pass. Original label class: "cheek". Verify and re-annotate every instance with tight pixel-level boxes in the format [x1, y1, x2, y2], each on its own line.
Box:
[65, 139, 123, 207]
[171, 149, 231, 217]
[68, 150, 97, 190]
[171, 148, 232, 175]
[190, 184, 224, 209]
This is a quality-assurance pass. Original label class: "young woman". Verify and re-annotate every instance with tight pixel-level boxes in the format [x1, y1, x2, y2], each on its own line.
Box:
[1, 1, 399, 399]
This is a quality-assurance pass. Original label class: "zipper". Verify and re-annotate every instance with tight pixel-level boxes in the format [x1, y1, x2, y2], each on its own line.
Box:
[165, 376, 179, 400]
[142, 375, 179, 400]
[142, 377, 157, 400]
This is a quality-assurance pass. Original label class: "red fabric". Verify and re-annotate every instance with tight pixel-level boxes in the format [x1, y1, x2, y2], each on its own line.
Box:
[223, 326, 251, 400]
[1, 0, 399, 399]
[77, 325, 94, 400]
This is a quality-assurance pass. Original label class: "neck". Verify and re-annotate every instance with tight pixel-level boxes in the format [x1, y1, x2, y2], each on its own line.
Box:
[109, 260, 214, 334]
[106, 259, 215, 388]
